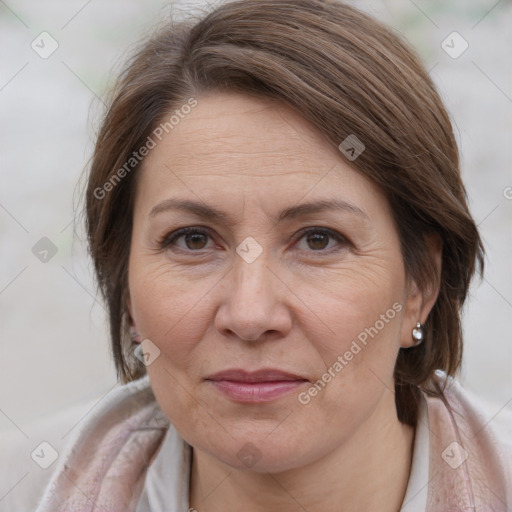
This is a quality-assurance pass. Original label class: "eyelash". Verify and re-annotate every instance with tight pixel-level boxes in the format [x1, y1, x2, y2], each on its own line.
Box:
[157, 226, 350, 255]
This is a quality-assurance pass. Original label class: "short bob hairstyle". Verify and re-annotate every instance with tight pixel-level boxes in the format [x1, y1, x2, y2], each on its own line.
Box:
[84, 0, 484, 426]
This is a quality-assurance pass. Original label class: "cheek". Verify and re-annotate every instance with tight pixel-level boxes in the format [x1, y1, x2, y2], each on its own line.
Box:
[296, 254, 405, 354]
[128, 259, 218, 436]
[294, 259, 404, 411]
[128, 257, 219, 368]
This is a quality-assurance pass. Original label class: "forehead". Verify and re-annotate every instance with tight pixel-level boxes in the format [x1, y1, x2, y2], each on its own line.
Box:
[151, 92, 336, 174]
[135, 91, 383, 214]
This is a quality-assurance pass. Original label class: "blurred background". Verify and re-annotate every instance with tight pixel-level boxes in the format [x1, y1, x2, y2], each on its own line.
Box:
[0, 0, 511, 503]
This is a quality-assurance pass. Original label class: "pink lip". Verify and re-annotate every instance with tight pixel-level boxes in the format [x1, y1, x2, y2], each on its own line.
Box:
[205, 369, 309, 403]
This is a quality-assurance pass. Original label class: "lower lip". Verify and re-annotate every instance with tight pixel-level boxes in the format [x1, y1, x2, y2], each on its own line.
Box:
[208, 380, 307, 403]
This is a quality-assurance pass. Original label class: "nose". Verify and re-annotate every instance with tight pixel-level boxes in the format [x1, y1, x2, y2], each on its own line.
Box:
[214, 253, 293, 342]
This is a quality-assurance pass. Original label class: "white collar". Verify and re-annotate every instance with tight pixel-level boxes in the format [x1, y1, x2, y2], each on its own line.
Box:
[400, 391, 429, 511]
[135, 421, 192, 512]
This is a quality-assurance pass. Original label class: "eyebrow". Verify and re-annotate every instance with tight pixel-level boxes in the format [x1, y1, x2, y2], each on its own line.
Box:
[149, 198, 369, 225]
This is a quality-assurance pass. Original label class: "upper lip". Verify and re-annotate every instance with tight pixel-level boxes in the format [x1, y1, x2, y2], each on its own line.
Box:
[206, 369, 308, 382]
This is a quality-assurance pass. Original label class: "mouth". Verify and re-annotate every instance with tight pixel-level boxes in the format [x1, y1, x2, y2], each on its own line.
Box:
[205, 368, 309, 403]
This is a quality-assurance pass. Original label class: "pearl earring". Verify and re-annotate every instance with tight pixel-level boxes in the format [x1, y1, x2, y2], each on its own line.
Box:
[412, 321, 424, 345]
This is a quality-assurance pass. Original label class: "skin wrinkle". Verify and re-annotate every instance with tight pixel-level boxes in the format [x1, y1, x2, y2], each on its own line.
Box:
[160, 93, 341, 177]
[127, 92, 440, 512]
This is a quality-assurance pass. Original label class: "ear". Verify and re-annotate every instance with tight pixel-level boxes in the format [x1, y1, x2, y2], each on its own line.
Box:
[400, 233, 442, 348]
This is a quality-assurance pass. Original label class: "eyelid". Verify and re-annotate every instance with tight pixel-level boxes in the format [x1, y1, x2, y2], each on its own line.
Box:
[293, 226, 347, 241]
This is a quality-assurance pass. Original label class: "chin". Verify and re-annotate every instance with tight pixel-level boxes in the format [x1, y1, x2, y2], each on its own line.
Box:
[196, 429, 320, 474]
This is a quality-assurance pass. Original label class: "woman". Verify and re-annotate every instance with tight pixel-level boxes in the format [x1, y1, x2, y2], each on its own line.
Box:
[35, 0, 511, 510]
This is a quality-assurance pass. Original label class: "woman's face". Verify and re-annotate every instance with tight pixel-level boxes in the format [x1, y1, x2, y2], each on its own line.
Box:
[128, 91, 423, 472]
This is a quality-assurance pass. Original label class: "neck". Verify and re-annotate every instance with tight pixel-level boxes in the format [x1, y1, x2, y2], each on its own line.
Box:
[189, 391, 415, 512]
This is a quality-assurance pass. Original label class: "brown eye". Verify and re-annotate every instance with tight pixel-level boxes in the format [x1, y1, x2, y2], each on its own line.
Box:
[183, 232, 208, 250]
[306, 232, 330, 250]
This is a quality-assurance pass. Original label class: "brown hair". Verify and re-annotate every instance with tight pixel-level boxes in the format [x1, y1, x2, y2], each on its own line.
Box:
[84, 0, 484, 426]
